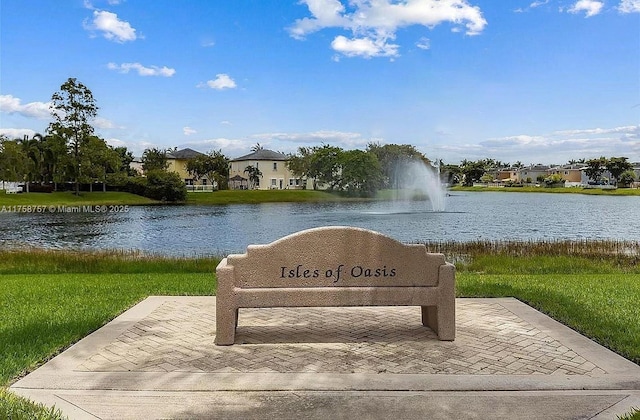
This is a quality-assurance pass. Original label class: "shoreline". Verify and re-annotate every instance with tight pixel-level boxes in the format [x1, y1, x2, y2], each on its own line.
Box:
[1, 186, 639, 208]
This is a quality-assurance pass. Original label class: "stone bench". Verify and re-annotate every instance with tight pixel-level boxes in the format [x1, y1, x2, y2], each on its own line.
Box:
[214, 226, 455, 345]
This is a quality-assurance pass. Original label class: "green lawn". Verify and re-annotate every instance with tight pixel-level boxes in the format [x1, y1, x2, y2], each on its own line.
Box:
[0, 191, 158, 207]
[0, 189, 367, 208]
[450, 185, 640, 196]
[186, 189, 369, 204]
[2, 186, 638, 210]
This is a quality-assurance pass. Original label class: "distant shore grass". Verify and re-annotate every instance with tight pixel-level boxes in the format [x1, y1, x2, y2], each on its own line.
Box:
[0, 189, 366, 207]
[450, 185, 640, 196]
[0, 191, 158, 206]
[0, 248, 220, 274]
[186, 189, 370, 204]
[2, 186, 638, 209]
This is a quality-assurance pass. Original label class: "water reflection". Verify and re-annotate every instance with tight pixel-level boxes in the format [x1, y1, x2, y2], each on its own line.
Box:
[0, 192, 638, 255]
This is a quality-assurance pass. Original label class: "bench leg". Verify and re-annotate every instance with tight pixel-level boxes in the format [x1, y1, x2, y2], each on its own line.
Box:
[215, 305, 238, 346]
[422, 305, 455, 341]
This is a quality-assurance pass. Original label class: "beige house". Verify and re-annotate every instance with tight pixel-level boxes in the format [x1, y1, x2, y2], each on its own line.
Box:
[495, 168, 518, 183]
[166, 148, 214, 190]
[228, 149, 305, 190]
[517, 165, 550, 183]
[547, 164, 588, 186]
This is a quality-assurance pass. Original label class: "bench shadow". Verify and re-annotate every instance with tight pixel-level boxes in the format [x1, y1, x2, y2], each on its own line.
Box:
[233, 323, 440, 345]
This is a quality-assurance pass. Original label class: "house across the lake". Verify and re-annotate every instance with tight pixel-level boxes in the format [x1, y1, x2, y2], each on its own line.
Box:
[228, 149, 307, 190]
[165, 148, 215, 191]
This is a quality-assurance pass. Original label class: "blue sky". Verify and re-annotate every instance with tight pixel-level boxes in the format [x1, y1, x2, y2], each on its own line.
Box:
[1, 0, 638, 164]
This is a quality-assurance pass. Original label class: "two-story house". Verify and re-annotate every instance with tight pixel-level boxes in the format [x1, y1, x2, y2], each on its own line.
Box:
[547, 164, 589, 187]
[165, 148, 214, 190]
[517, 165, 551, 184]
[228, 149, 306, 190]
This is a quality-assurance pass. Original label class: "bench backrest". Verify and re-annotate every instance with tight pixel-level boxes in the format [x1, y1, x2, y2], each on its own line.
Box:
[223, 226, 446, 288]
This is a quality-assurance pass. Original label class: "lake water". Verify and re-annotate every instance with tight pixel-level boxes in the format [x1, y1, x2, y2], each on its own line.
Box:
[0, 192, 638, 256]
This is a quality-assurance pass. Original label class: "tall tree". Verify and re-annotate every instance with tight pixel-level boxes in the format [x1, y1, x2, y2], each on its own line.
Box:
[286, 147, 314, 188]
[337, 149, 383, 197]
[366, 143, 425, 188]
[605, 157, 632, 186]
[460, 159, 487, 186]
[186, 150, 230, 189]
[618, 170, 637, 188]
[440, 163, 462, 185]
[19, 134, 46, 191]
[584, 157, 607, 184]
[0, 137, 27, 188]
[141, 148, 169, 172]
[83, 136, 121, 192]
[44, 134, 71, 190]
[244, 165, 262, 189]
[114, 146, 136, 176]
[48, 78, 98, 195]
[308, 144, 343, 190]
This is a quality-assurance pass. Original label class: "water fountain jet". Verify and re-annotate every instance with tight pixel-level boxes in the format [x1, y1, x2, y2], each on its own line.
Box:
[393, 159, 447, 212]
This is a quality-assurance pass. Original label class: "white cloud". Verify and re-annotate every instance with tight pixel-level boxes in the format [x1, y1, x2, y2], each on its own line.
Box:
[331, 35, 398, 58]
[252, 130, 380, 149]
[618, 0, 640, 12]
[447, 124, 640, 164]
[183, 137, 249, 155]
[0, 128, 37, 139]
[105, 137, 127, 148]
[183, 126, 197, 136]
[416, 37, 431, 50]
[0, 95, 51, 119]
[568, 0, 604, 17]
[93, 116, 122, 129]
[530, 0, 550, 7]
[289, 0, 487, 58]
[84, 10, 137, 42]
[108, 62, 176, 77]
[552, 126, 638, 136]
[199, 74, 237, 90]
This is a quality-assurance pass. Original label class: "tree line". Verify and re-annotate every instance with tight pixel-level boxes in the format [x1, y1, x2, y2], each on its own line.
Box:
[0, 78, 228, 202]
[442, 157, 636, 187]
[2, 78, 636, 201]
[286, 143, 429, 197]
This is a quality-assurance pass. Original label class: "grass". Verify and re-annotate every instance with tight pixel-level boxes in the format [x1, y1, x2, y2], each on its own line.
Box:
[1, 242, 639, 418]
[417, 239, 640, 365]
[619, 408, 640, 420]
[186, 189, 369, 204]
[3, 186, 639, 210]
[0, 250, 219, 386]
[0, 388, 65, 420]
[0, 191, 158, 207]
[0, 248, 220, 275]
[450, 185, 640, 196]
[0, 189, 370, 208]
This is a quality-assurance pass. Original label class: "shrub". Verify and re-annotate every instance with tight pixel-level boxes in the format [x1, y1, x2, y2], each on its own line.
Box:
[144, 170, 187, 202]
[544, 174, 565, 187]
[125, 176, 147, 196]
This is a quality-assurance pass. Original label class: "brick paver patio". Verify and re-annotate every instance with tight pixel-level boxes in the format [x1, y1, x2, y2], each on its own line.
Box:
[79, 300, 606, 376]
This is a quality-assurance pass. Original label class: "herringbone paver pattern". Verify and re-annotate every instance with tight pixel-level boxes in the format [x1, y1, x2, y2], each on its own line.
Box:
[78, 300, 606, 376]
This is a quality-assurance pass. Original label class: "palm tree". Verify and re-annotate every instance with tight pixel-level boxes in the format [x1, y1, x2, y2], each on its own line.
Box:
[20, 133, 47, 191]
[244, 165, 262, 189]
